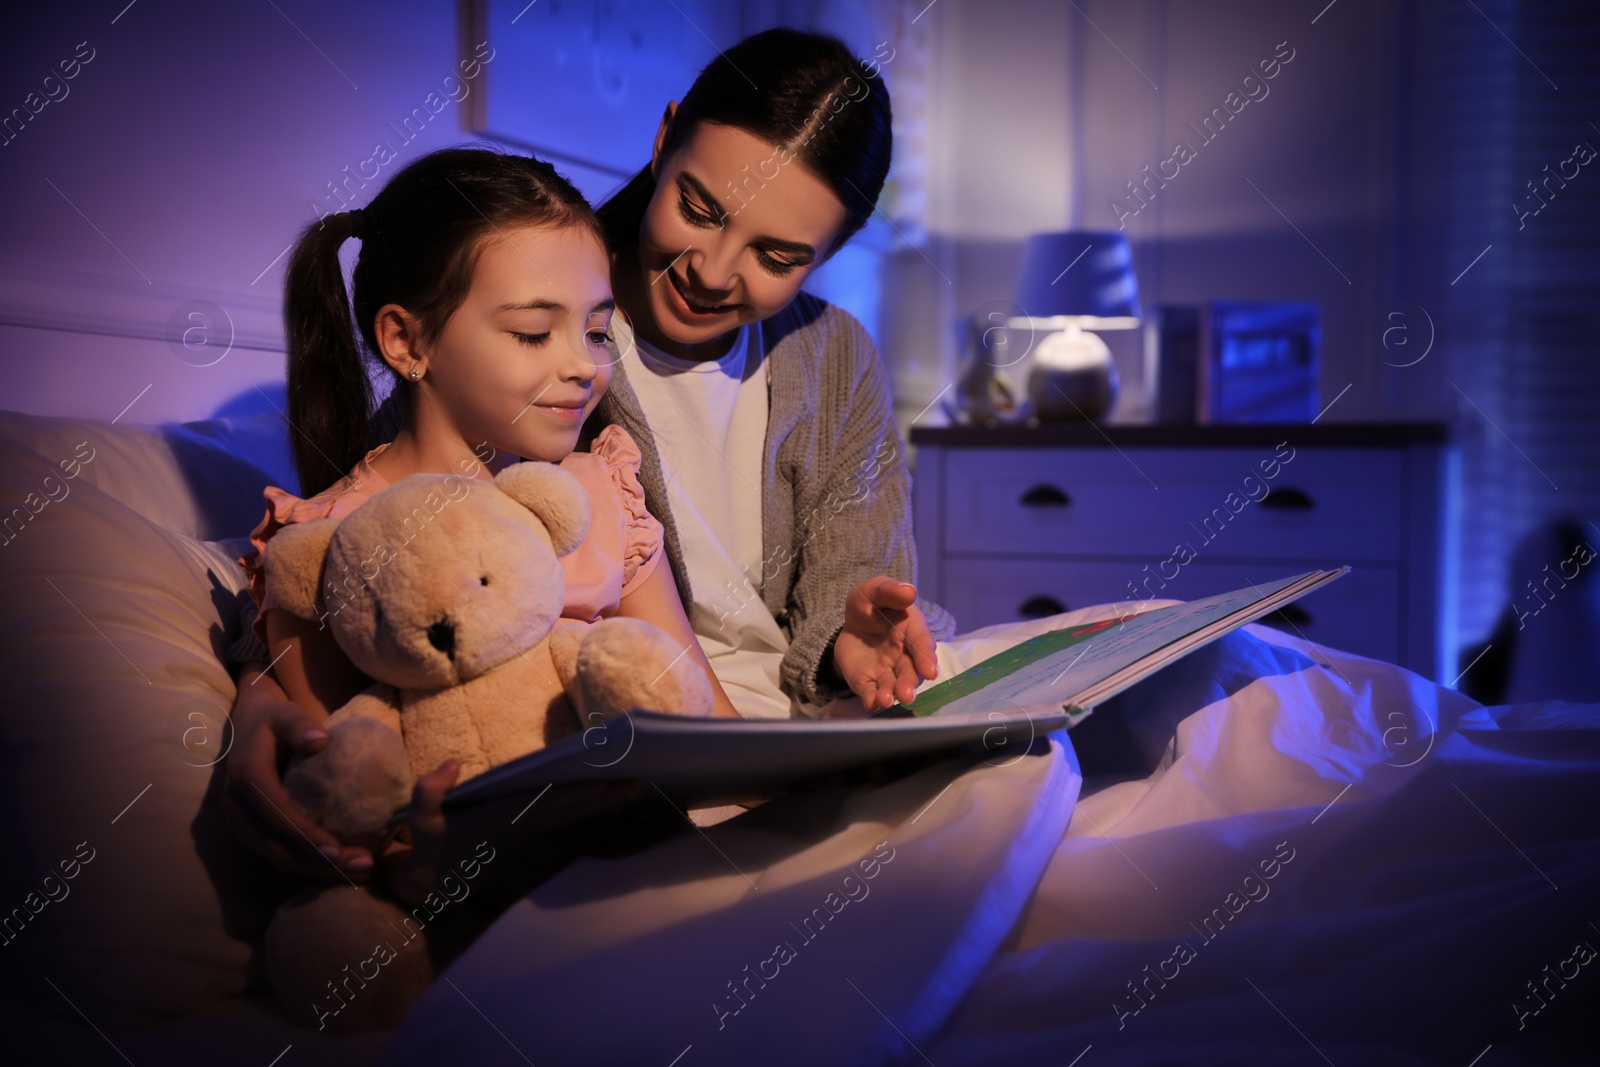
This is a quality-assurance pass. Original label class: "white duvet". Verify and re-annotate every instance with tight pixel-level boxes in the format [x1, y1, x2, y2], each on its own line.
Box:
[382, 607, 1600, 1066]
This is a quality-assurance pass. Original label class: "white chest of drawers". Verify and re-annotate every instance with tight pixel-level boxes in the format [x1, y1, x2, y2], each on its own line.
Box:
[911, 424, 1457, 682]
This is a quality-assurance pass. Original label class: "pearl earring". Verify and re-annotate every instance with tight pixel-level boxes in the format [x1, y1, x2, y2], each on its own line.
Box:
[408, 369, 420, 380]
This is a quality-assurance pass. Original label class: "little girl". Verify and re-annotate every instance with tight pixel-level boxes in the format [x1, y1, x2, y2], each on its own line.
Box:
[232, 148, 741, 887]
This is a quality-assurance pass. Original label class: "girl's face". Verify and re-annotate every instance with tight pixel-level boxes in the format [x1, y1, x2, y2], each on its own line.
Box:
[420, 223, 614, 463]
[630, 116, 849, 359]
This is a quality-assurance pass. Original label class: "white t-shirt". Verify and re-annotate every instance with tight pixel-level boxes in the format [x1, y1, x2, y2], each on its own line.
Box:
[619, 316, 797, 719]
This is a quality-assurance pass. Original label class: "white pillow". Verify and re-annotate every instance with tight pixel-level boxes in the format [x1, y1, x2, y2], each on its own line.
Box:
[0, 422, 300, 1026]
[0, 408, 298, 541]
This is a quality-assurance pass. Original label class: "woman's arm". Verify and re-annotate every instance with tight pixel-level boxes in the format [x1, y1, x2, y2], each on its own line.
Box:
[830, 576, 939, 712]
[616, 562, 742, 719]
[777, 307, 956, 711]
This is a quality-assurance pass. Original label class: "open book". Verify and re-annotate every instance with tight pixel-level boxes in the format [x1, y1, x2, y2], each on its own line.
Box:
[444, 568, 1347, 810]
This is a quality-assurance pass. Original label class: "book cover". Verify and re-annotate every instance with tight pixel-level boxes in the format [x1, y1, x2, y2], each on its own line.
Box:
[441, 568, 1348, 809]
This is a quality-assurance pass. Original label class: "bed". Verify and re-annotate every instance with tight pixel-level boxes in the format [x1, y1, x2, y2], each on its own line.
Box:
[1, 406, 1595, 1066]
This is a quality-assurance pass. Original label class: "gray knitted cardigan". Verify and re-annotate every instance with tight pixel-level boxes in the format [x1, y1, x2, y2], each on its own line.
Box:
[228, 291, 955, 707]
[583, 291, 957, 707]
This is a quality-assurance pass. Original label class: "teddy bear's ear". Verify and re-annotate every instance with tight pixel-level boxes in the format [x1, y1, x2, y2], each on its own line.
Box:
[493, 462, 591, 556]
[262, 517, 339, 620]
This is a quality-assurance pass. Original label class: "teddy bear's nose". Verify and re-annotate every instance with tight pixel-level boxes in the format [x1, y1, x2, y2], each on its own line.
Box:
[427, 617, 456, 659]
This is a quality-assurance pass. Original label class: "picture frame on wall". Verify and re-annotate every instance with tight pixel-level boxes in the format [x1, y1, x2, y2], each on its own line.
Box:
[461, 0, 744, 199]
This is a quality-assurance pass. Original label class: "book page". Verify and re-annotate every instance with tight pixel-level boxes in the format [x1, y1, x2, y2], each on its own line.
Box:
[905, 571, 1322, 718]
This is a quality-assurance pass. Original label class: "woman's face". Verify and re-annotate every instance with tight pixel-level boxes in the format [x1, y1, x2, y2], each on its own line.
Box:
[630, 116, 849, 359]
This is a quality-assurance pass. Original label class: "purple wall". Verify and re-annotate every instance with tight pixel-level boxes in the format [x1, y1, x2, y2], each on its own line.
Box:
[2, 2, 517, 422]
[3, 0, 1595, 666]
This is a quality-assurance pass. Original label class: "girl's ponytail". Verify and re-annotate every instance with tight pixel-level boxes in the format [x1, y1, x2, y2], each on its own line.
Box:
[284, 210, 372, 497]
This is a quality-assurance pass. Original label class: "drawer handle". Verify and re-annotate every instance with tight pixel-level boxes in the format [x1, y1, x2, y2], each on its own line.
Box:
[1260, 487, 1315, 510]
[1019, 484, 1072, 508]
[1261, 604, 1312, 628]
[1019, 596, 1069, 618]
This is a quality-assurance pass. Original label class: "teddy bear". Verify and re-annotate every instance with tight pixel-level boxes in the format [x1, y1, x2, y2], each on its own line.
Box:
[255, 460, 713, 1031]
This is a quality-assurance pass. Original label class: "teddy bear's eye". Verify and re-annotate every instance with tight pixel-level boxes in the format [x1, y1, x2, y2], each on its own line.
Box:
[479, 576, 489, 586]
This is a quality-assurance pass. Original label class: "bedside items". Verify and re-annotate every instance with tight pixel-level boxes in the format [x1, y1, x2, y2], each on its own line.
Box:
[911, 424, 1456, 681]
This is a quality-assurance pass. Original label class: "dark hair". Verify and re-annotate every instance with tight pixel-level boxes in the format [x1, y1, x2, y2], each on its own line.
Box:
[283, 147, 604, 496]
[596, 27, 893, 263]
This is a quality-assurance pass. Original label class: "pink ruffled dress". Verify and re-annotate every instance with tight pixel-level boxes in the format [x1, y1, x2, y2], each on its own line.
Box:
[236, 425, 664, 650]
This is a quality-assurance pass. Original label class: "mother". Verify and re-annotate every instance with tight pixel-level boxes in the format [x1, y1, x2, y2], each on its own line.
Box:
[225, 28, 954, 879]
[579, 26, 952, 721]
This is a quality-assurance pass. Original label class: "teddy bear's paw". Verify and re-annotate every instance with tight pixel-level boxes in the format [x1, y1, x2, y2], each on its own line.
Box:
[265, 884, 433, 1033]
[547, 623, 584, 690]
[577, 617, 714, 719]
[339, 683, 403, 733]
[285, 714, 414, 852]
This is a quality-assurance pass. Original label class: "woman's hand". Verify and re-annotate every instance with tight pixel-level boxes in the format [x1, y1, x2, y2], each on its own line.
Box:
[220, 663, 375, 880]
[831, 576, 940, 712]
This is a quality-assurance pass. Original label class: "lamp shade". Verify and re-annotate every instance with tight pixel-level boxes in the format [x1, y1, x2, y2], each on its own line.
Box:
[1014, 231, 1141, 329]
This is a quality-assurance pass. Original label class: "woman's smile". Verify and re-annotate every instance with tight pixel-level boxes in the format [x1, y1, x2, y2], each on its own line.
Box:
[664, 266, 739, 320]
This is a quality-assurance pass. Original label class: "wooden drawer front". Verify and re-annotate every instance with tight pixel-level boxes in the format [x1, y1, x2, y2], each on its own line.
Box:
[941, 447, 1405, 563]
[940, 557, 1402, 666]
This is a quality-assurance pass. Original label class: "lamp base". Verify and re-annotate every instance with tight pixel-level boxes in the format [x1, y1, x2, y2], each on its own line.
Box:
[1026, 326, 1120, 423]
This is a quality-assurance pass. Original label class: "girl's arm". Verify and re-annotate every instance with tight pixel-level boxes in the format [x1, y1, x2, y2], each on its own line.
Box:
[616, 562, 742, 719]
[221, 618, 376, 880]
[264, 606, 374, 719]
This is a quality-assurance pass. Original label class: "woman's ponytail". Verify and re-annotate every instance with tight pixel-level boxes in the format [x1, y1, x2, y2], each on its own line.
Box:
[283, 210, 372, 497]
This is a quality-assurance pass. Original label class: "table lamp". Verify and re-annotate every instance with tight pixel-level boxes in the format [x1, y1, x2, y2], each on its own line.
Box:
[1011, 231, 1141, 422]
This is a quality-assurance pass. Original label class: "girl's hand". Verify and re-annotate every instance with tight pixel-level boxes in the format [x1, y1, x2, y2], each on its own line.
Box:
[382, 759, 462, 907]
[377, 764, 648, 908]
[832, 576, 940, 712]
[221, 664, 375, 881]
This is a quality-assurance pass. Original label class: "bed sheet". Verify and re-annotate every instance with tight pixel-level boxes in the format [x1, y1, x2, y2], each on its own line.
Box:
[930, 627, 1600, 1065]
[381, 611, 1600, 1066]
